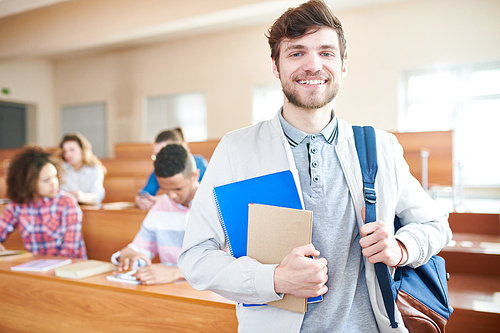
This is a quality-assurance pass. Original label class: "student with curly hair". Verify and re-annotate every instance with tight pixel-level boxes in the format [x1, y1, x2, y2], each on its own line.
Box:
[0, 147, 87, 258]
[55, 132, 106, 205]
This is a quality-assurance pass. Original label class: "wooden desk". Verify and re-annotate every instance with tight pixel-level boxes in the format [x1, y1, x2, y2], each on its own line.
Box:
[0, 256, 237, 332]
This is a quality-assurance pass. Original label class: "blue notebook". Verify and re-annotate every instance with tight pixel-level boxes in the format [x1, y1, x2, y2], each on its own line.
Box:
[213, 170, 323, 306]
[213, 170, 303, 258]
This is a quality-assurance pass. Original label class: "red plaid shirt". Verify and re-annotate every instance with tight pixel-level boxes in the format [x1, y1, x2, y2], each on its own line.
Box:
[0, 192, 87, 259]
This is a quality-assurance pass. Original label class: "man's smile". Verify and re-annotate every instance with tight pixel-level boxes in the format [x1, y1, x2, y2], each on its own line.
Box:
[297, 79, 328, 85]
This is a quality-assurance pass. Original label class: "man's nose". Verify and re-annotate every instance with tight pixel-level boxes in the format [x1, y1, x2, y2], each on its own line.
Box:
[302, 53, 322, 73]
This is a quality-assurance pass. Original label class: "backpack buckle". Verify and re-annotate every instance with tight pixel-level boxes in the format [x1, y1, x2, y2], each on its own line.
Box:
[364, 187, 377, 204]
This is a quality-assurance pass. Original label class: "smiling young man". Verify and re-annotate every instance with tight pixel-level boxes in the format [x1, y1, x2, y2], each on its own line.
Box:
[112, 144, 199, 285]
[178, 1, 451, 332]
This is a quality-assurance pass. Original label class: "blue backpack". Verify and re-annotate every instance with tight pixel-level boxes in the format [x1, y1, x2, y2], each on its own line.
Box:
[352, 126, 453, 332]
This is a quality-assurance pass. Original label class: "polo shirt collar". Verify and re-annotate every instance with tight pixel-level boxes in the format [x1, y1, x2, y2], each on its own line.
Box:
[279, 108, 338, 148]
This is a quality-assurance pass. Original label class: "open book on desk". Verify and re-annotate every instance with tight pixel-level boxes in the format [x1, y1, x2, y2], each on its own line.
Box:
[10, 258, 72, 272]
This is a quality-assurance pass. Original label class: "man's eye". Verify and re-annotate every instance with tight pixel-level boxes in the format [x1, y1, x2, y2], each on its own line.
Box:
[291, 53, 302, 57]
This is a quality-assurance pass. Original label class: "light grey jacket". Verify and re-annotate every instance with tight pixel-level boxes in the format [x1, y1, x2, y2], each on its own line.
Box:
[178, 114, 452, 333]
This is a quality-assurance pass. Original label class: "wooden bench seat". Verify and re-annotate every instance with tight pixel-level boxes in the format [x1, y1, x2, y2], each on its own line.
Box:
[103, 176, 145, 203]
[101, 158, 153, 178]
[80, 207, 148, 261]
[447, 273, 500, 333]
[392, 130, 453, 187]
[449, 212, 500, 236]
[440, 233, 500, 276]
[0, 205, 148, 263]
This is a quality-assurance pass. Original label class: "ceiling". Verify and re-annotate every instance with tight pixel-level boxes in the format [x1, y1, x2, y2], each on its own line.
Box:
[0, 0, 409, 19]
[0, 0, 411, 59]
[0, 0, 69, 19]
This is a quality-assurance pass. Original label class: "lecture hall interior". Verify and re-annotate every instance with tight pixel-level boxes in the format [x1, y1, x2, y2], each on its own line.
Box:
[0, 0, 499, 332]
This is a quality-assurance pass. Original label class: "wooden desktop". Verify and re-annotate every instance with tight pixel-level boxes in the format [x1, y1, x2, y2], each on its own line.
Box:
[0, 256, 237, 332]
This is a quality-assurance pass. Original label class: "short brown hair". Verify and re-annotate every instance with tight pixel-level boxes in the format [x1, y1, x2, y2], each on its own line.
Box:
[7, 147, 63, 204]
[266, 0, 347, 69]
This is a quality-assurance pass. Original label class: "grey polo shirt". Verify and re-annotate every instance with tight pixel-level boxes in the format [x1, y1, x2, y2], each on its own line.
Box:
[279, 110, 379, 333]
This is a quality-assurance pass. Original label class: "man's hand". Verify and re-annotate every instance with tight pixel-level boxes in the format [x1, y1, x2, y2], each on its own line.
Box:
[359, 208, 407, 267]
[133, 264, 183, 285]
[115, 246, 152, 272]
[0, 243, 6, 251]
[274, 244, 328, 298]
[135, 194, 157, 210]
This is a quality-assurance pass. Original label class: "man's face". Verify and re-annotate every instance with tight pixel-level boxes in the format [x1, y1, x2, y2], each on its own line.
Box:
[272, 26, 347, 110]
[156, 171, 199, 207]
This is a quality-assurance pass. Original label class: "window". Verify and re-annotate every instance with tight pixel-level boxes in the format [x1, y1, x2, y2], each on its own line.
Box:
[252, 84, 283, 125]
[400, 63, 500, 187]
[145, 92, 207, 142]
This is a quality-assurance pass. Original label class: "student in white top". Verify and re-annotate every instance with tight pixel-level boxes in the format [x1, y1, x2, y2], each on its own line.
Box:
[178, 1, 452, 332]
[55, 133, 106, 205]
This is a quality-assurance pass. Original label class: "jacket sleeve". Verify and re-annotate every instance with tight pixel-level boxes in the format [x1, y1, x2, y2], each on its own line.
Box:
[388, 133, 452, 268]
[141, 171, 159, 196]
[178, 135, 282, 304]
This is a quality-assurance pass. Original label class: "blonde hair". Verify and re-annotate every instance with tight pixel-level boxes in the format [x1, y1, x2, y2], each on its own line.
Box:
[56, 132, 107, 174]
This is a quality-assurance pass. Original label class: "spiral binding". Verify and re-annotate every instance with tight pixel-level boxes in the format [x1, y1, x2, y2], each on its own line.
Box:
[213, 188, 234, 256]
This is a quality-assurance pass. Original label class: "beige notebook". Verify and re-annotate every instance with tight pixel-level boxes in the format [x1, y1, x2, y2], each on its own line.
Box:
[55, 260, 115, 279]
[247, 203, 313, 313]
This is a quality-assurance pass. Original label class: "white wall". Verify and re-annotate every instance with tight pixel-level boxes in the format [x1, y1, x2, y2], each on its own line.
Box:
[0, 59, 55, 146]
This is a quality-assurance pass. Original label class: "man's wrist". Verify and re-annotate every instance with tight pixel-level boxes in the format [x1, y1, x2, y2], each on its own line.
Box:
[395, 239, 408, 266]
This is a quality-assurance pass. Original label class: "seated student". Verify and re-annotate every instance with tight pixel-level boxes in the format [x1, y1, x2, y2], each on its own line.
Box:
[0, 147, 87, 258]
[135, 127, 207, 210]
[112, 144, 199, 284]
[55, 132, 106, 205]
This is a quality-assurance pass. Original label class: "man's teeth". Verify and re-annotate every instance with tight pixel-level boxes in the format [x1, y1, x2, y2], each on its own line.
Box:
[298, 80, 326, 85]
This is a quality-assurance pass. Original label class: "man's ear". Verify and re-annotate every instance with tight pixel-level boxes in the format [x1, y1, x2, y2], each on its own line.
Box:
[191, 169, 200, 182]
[341, 58, 348, 79]
[272, 59, 280, 79]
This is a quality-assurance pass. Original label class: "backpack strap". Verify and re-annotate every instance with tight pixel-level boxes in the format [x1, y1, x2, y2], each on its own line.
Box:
[352, 125, 399, 329]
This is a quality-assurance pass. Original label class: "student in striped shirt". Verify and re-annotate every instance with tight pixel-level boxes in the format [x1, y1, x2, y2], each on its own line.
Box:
[112, 144, 199, 285]
[0, 147, 87, 259]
